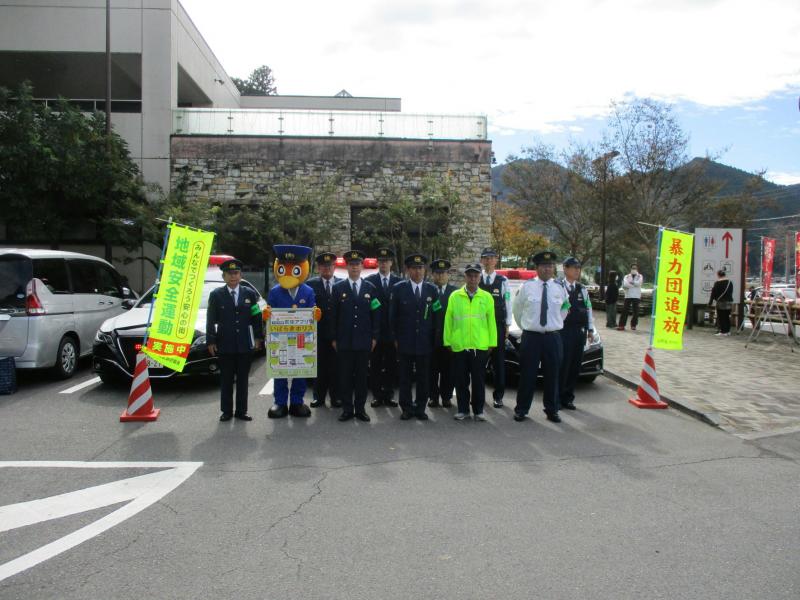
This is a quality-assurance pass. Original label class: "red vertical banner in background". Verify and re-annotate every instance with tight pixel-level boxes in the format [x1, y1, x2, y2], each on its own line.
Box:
[795, 232, 800, 298]
[763, 238, 776, 293]
[745, 241, 750, 280]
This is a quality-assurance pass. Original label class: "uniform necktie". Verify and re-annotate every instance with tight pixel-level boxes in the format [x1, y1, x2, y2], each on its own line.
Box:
[383, 277, 388, 291]
[415, 285, 421, 300]
[485, 275, 490, 286]
[540, 282, 548, 327]
[352, 281, 358, 295]
[325, 280, 330, 295]
[230, 289, 236, 305]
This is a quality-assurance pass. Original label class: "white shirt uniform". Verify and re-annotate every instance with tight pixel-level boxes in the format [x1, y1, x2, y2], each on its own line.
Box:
[481, 270, 513, 327]
[623, 273, 643, 299]
[512, 277, 570, 333]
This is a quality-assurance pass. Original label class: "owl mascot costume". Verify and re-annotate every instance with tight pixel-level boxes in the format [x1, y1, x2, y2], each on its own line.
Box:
[263, 244, 321, 418]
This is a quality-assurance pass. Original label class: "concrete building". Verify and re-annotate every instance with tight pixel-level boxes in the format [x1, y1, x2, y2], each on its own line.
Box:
[1, 0, 492, 287]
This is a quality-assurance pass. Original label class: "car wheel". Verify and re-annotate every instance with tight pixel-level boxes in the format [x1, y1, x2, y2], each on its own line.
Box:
[53, 336, 79, 379]
[579, 375, 598, 383]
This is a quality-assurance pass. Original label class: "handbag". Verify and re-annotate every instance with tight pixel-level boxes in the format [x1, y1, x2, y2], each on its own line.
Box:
[716, 300, 732, 311]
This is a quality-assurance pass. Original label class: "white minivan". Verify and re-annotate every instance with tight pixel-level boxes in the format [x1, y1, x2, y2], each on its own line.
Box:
[0, 249, 134, 378]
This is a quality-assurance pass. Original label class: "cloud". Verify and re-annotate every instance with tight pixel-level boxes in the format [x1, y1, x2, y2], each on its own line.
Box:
[183, 0, 800, 134]
[766, 171, 800, 186]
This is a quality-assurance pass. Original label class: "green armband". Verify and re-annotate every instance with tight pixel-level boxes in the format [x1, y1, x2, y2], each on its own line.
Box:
[250, 304, 261, 316]
[561, 300, 571, 311]
[370, 298, 381, 311]
[504, 292, 511, 301]
[432, 299, 442, 312]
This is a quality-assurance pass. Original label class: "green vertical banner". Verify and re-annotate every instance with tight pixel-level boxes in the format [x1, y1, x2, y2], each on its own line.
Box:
[652, 229, 694, 351]
[142, 223, 214, 371]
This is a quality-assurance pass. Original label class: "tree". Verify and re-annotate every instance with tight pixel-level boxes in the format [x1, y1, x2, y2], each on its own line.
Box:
[351, 177, 470, 264]
[490, 201, 550, 266]
[232, 65, 277, 96]
[0, 82, 146, 251]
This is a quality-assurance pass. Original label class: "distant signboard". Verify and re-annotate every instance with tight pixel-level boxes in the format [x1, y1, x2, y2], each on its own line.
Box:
[692, 228, 743, 304]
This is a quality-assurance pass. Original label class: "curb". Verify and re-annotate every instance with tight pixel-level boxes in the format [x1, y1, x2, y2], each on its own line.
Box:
[602, 369, 724, 429]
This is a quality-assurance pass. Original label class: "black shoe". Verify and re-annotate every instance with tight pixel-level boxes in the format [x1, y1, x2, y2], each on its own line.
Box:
[513, 413, 527, 422]
[268, 404, 289, 419]
[416, 412, 429, 421]
[441, 399, 452, 408]
[370, 398, 384, 408]
[493, 399, 504, 408]
[331, 399, 342, 408]
[400, 411, 414, 420]
[338, 412, 354, 422]
[384, 399, 399, 408]
[234, 413, 253, 421]
[289, 404, 312, 418]
[545, 412, 562, 423]
[561, 402, 577, 410]
[310, 398, 324, 408]
[355, 411, 371, 422]
[219, 413, 233, 422]
[429, 399, 440, 408]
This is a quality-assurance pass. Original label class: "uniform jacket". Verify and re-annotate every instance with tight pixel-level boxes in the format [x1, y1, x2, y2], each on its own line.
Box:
[479, 271, 512, 326]
[560, 279, 595, 331]
[206, 285, 263, 354]
[365, 272, 402, 342]
[432, 283, 458, 347]
[443, 287, 497, 352]
[330, 278, 381, 351]
[307, 275, 342, 341]
[389, 280, 441, 355]
[267, 283, 316, 310]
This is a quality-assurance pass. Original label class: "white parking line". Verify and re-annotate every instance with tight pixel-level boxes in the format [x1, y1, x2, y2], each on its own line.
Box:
[59, 377, 102, 394]
[258, 379, 274, 395]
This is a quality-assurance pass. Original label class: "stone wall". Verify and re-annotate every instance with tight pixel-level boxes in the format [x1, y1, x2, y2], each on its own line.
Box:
[170, 136, 492, 267]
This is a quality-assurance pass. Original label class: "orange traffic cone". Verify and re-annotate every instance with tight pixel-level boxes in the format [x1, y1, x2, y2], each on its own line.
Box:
[120, 353, 160, 421]
[628, 346, 668, 409]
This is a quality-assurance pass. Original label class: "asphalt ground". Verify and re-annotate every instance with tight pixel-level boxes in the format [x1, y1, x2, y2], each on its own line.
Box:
[1, 359, 799, 599]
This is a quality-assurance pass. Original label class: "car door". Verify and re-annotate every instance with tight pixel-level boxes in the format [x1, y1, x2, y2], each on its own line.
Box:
[66, 259, 107, 355]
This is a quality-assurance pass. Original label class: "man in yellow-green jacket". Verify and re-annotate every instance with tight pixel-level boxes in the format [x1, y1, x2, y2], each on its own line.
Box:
[443, 263, 497, 421]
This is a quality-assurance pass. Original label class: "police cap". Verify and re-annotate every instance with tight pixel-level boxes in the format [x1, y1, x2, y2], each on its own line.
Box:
[563, 256, 581, 268]
[376, 248, 394, 261]
[315, 252, 337, 265]
[480, 247, 498, 258]
[273, 244, 312, 262]
[404, 253, 428, 267]
[430, 258, 451, 272]
[220, 258, 244, 272]
[530, 251, 558, 265]
[344, 249, 365, 263]
[464, 263, 482, 274]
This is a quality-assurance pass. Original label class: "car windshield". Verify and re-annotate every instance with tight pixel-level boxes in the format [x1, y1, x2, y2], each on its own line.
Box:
[135, 280, 262, 309]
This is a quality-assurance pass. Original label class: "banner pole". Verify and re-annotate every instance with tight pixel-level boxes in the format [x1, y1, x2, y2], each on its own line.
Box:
[142, 217, 173, 349]
[648, 227, 664, 348]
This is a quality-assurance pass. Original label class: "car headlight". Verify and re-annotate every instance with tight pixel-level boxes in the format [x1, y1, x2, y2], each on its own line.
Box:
[191, 334, 206, 348]
[585, 330, 602, 350]
[95, 330, 113, 344]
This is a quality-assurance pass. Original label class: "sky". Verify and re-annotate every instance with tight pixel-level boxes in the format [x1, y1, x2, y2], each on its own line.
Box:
[181, 0, 800, 185]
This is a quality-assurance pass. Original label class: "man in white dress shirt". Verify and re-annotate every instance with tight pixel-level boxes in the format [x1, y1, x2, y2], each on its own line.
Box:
[512, 251, 570, 423]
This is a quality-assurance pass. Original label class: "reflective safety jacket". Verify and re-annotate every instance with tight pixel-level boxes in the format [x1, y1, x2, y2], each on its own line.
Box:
[443, 286, 497, 352]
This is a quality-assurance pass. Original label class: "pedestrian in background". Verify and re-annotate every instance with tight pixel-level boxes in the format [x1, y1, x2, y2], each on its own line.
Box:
[617, 264, 643, 331]
[604, 271, 619, 328]
[708, 269, 734, 336]
[512, 251, 569, 423]
[206, 258, 263, 422]
[443, 263, 497, 421]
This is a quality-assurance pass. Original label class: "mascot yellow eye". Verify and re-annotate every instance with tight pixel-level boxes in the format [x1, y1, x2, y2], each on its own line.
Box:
[277, 265, 286, 276]
[292, 265, 302, 277]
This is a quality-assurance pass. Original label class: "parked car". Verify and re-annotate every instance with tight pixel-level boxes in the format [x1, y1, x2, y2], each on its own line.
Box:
[0, 249, 135, 378]
[487, 272, 604, 384]
[92, 257, 267, 383]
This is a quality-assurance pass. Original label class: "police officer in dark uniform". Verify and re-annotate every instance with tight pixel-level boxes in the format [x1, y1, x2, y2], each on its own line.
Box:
[429, 259, 457, 408]
[479, 248, 512, 408]
[365, 248, 402, 407]
[206, 258, 263, 421]
[559, 256, 595, 410]
[330, 250, 381, 422]
[306, 252, 343, 408]
[389, 253, 441, 420]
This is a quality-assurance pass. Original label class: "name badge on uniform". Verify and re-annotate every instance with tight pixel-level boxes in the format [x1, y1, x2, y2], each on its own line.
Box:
[426, 296, 432, 302]
[342, 293, 348, 298]
[492, 289, 500, 296]
[245, 298, 251, 304]
[364, 293, 370, 299]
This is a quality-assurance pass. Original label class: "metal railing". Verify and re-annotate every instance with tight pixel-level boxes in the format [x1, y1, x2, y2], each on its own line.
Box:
[172, 108, 487, 140]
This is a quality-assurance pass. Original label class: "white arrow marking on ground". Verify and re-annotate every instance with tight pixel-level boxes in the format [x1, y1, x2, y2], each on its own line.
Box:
[0, 461, 202, 582]
[259, 379, 274, 395]
[59, 377, 101, 394]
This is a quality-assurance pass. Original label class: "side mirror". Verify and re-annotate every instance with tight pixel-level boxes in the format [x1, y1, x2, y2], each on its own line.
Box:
[121, 299, 136, 310]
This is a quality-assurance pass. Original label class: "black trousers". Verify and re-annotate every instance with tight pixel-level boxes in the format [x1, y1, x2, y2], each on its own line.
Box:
[559, 326, 585, 406]
[619, 298, 641, 328]
[312, 339, 338, 403]
[429, 345, 454, 402]
[398, 352, 431, 415]
[218, 352, 252, 416]
[453, 349, 488, 415]
[515, 331, 562, 416]
[488, 322, 506, 400]
[369, 340, 397, 400]
[337, 349, 370, 415]
[717, 309, 732, 334]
